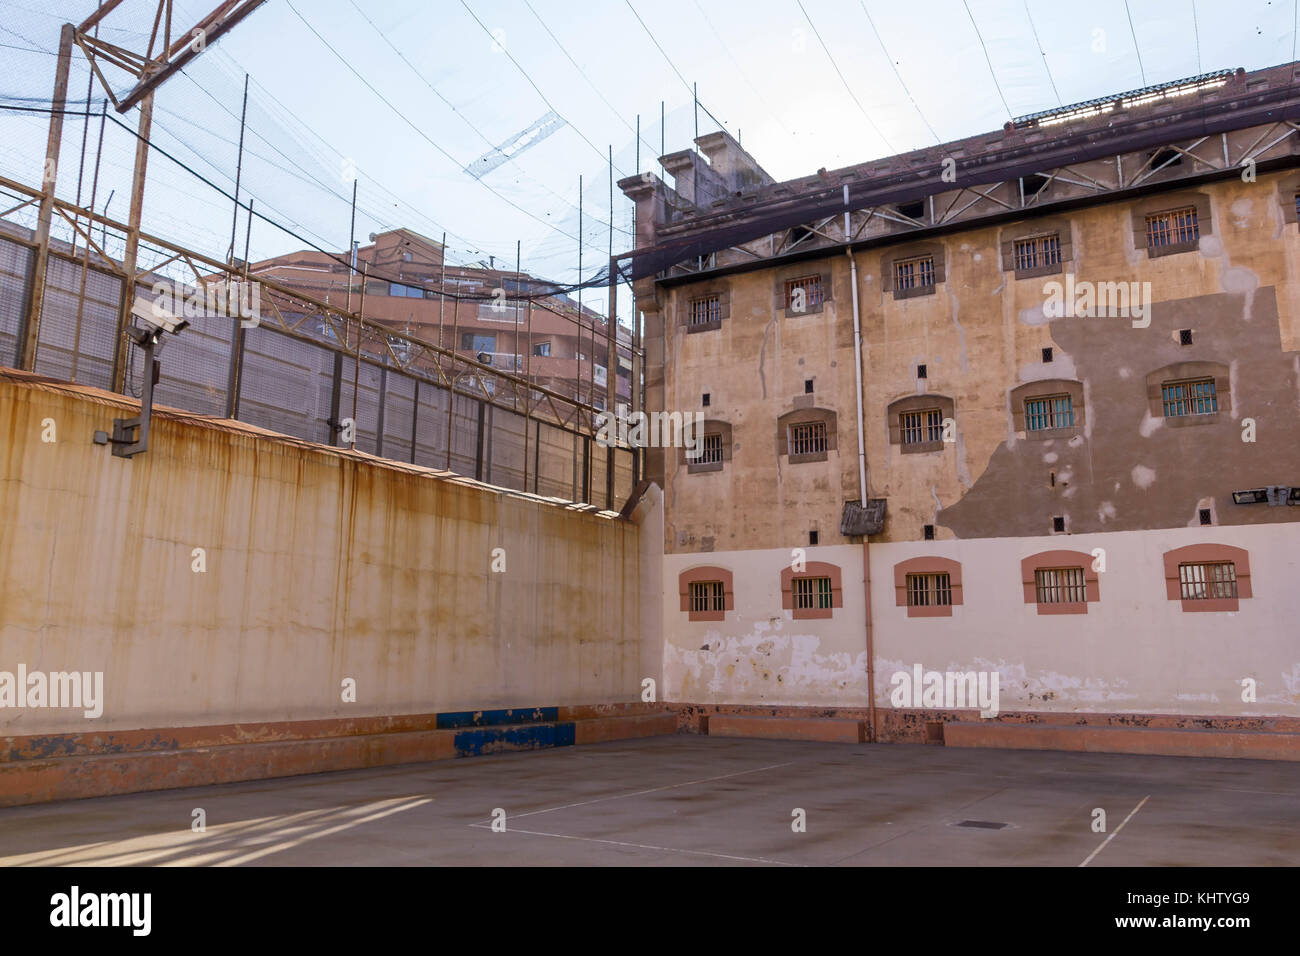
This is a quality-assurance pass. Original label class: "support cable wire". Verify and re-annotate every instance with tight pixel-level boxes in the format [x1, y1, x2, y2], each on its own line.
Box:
[794, 0, 895, 154]
[456, 0, 632, 180]
[0, 23, 494, 265]
[0, 103, 620, 310]
[345, 0, 631, 238]
[962, 0, 1013, 119]
[1124, 0, 1148, 86]
[1024, 0, 1063, 107]
[284, 0, 582, 246]
[186, 66, 490, 261]
[690, 0, 794, 137]
[623, 0, 730, 135]
[859, 1, 942, 144]
[520, 0, 665, 162]
[1192, 0, 1202, 75]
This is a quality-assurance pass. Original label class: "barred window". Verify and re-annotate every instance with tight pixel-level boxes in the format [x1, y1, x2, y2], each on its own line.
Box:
[793, 576, 833, 610]
[1034, 567, 1087, 604]
[900, 409, 943, 445]
[783, 275, 824, 310]
[1162, 378, 1217, 417]
[698, 432, 723, 465]
[1145, 206, 1199, 248]
[1179, 562, 1238, 601]
[894, 256, 935, 291]
[906, 573, 952, 607]
[688, 580, 725, 613]
[1013, 235, 1061, 271]
[689, 295, 721, 326]
[788, 421, 827, 456]
[1025, 394, 1074, 431]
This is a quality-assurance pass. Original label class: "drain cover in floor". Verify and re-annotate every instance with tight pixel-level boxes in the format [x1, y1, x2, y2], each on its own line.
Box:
[953, 820, 1010, 830]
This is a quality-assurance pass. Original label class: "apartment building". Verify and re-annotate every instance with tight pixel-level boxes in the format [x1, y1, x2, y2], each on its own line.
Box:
[620, 64, 1300, 741]
[250, 228, 632, 409]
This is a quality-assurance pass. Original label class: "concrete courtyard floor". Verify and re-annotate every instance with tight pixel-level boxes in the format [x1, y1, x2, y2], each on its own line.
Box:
[1, 736, 1297, 866]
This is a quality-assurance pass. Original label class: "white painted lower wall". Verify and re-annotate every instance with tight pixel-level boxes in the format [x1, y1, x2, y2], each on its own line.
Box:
[664, 544, 867, 707]
[663, 523, 1300, 717]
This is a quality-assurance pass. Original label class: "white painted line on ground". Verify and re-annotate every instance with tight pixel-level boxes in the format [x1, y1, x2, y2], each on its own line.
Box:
[1078, 794, 1150, 867]
[468, 760, 796, 826]
[470, 823, 804, 866]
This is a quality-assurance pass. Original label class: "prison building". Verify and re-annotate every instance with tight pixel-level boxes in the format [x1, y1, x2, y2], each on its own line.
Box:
[618, 63, 1300, 747]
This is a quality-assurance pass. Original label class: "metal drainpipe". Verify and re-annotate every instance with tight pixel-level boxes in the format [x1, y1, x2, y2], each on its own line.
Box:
[846, 249, 867, 503]
[846, 245, 877, 743]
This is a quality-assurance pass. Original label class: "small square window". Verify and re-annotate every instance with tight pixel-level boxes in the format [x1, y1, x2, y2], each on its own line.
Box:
[1179, 329, 1193, 346]
[1199, 508, 1213, 526]
[1035, 567, 1086, 603]
[805, 379, 814, 394]
[533, 342, 551, 357]
[1013, 235, 1062, 272]
[906, 573, 952, 608]
[1179, 562, 1237, 601]
[1052, 516, 1066, 533]
[1162, 378, 1217, 417]
[788, 421, 827, 456]
[894, 256, 935, 292]
[784, 276, 824, 311]
[698, 433, 724, 465]
[809, 530, 819, 546]
[702, 392, 711, 407]
[916, 364, 927, 379]
[896, 200, 925, 220]
[793, 576, 833, 610]
[1146, 206, 1199, 249]
[900, 408, 943, 445]
[1151, 148, 1183, 169]
[1022, 173, 1051, 197]
[923, 524, 935, 541]
[688, 580, 726, 613]
[689, 295, 722, 326]
[1025, 394, 1074, 431]
[1042, 347, 1053, 363]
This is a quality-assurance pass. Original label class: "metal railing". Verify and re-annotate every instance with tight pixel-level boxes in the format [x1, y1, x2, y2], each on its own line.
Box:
[0, 173, 638, 509]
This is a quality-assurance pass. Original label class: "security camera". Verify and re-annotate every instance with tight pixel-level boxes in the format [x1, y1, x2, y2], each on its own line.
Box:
[125, 324, 162, 347]
[130, 295, 190, 336]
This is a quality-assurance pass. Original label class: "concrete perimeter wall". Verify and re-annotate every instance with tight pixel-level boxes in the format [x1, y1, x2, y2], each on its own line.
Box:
[0, 374, 653, 737]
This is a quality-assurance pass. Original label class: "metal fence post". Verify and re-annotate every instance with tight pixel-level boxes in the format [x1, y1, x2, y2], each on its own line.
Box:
[375, 353, 388, 458]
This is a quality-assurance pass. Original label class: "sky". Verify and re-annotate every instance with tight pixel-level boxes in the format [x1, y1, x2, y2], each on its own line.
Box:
[1, 0, 1298, 317]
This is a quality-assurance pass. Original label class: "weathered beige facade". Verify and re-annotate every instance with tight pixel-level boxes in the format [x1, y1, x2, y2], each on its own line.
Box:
[623, 64, 1300, 729]
[657, 172, 1300, 550]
